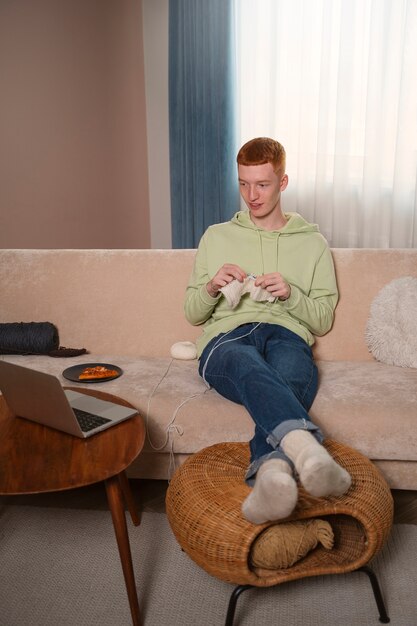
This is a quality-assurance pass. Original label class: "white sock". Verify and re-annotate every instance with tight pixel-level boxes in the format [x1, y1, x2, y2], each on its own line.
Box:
[281, 429, 352, 498]
[241, 459, 298, 524]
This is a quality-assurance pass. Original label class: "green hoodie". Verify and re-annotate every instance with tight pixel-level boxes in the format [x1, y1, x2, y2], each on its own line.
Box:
[184, 210, 338, 356]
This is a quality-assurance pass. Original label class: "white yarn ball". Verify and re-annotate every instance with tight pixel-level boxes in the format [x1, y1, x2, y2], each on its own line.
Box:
[170, 341, 197, 360]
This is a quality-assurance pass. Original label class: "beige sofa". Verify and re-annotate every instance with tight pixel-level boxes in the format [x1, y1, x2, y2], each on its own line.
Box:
[1, 248, 417, 489]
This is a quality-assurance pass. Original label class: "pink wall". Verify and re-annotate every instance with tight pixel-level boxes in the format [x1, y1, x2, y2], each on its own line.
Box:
[0, 0, 150, 248]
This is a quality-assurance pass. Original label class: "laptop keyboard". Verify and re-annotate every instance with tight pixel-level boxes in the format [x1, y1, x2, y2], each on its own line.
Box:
[73, 408, 111, 432]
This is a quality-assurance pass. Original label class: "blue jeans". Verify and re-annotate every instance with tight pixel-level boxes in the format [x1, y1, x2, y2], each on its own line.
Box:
[199, 323, 323, 484]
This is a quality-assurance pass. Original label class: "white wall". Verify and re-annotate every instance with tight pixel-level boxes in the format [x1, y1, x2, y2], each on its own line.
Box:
[142, 0, 172, 248]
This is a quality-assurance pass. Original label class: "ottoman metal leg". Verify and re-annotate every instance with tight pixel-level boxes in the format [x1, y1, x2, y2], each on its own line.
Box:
[359, 566, 390, 623]
[225, 585, 253, 626]
[224, 567, 390, 626]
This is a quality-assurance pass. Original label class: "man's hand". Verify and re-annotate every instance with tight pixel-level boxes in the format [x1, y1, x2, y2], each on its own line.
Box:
[255, 272, 291, 301]
[206, 264, 247, 297]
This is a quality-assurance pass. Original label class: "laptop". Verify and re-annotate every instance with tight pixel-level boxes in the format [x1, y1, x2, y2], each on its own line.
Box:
[0, 360, 138, 438]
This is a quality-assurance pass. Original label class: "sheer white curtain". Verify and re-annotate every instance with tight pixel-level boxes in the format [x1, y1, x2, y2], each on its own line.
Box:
[236, 0, 417, 247]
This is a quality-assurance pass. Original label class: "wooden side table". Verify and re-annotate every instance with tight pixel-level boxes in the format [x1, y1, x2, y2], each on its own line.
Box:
[0, 387, 146, 626]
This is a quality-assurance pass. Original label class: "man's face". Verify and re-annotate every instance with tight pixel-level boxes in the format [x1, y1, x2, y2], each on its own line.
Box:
[238, 162, 288, 222]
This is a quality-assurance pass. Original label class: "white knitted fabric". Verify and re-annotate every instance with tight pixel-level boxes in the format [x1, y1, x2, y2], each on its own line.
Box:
[220, 276, 275, 309]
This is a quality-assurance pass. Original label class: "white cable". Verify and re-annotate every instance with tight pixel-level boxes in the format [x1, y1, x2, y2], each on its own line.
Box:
[146, 322, 261, 479]
[201, 322, 261, 385]
[145, 358, 209, 458]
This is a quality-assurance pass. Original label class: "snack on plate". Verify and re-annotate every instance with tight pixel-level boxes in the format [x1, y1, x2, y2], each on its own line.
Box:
[79, 365, 118, 380]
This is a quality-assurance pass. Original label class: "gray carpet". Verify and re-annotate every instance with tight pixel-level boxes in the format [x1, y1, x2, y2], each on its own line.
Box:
[0, 505, 416, 626]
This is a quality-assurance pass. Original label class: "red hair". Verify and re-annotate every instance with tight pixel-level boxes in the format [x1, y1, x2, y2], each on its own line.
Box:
[237, 137, 286, 173]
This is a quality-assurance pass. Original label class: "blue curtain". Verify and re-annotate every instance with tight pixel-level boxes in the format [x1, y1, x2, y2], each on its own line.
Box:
[169, 0, 239, 248]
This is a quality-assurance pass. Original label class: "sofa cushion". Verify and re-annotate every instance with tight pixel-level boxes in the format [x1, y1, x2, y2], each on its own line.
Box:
[2, 354, 417, 465]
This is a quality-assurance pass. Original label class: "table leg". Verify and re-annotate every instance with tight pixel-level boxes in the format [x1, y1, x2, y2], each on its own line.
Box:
[118, 471, 141, 526]
[105, 474, 142, 626]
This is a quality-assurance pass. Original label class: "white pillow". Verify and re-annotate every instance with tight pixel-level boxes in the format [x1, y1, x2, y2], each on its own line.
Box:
[365, 276, 417, 368]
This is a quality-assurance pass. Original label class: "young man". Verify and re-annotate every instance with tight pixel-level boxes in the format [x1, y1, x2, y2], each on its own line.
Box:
[184, 137, 351, 524]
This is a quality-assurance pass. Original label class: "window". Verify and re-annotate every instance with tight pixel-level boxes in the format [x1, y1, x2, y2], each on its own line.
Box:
[236, 0, 417, 247]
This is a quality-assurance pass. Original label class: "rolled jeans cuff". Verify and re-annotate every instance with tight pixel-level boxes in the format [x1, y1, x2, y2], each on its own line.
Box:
[245, 419, 324, 485]
[245, 450, 295, 486]
[266, 418, 324, 449]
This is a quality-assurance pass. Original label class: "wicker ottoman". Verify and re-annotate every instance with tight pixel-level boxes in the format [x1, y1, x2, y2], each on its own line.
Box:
[166, 440, 394, 625]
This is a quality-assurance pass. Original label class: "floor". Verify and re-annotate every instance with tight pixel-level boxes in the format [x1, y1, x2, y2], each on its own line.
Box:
[1, 480, 417, 524]
[0, 479, 168, 515]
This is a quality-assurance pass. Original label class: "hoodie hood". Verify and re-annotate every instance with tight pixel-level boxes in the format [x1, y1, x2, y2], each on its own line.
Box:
[228, 210, 322, 277]
[231, 210, 319, 235]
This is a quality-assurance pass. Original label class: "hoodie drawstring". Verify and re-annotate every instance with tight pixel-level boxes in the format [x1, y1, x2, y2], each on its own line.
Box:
[256, 230, 265, 275]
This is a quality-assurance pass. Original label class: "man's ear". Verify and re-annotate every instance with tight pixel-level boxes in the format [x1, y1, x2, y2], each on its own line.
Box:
[280, 174, 289, 191]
